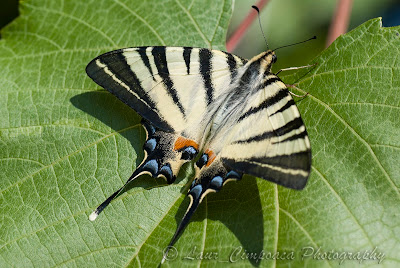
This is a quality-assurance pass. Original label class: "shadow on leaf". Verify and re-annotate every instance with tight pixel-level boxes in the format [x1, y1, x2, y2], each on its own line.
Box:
[172, 177, 264, 267]
[71, 90, 265, 267]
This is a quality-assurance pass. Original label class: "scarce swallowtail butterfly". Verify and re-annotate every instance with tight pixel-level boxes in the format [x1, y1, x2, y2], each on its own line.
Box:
[86, 39, 312, 261]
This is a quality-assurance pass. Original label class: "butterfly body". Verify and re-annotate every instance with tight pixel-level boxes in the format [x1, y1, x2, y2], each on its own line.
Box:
[86, 46, 311, 258]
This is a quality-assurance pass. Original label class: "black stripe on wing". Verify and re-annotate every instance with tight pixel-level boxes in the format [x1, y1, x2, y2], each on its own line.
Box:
[272, 130, 308, 144]
[222, 51, 240, 81]
[269, 99, 296, 116]
[246, 151, 311, 171]
[91, 50, 157, 108]
[152, 47, 186, 117]
[234, 117, 304, 144]
[183, 47, 192, 75]
[199, 48, 214, 105]
[223, 155, 310, 190]
[138, 46, 156, 81]
[85, 50, 174, 132]
[238, 83, 286, 122]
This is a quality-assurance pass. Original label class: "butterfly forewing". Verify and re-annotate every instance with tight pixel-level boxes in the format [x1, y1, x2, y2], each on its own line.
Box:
[86, 46, 246, 134]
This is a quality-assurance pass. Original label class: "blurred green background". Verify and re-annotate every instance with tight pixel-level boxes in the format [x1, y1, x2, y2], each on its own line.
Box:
[1, 0, 399, 70]
[228, 0, 400, 71]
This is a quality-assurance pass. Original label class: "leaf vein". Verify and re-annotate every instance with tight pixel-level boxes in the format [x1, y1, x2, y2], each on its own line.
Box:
[279, 208, 333, 267]
[174, 0, 211, 48]
[23, 4, 118, 47]
[0, 182, 184, 253]
[209, 0, 225, 46]
[112, 0, 166, 45]
[311, 166, 374, 246]
[301, 92, 400, 199]
[273, 184, 279, 268]
[11, 31, 63, 50]
[370, 144, 400, 150]
[25, 3, 117, 47]
[198, 197, 208, 268]
[0, 47, 118, 60]
[0, 125, 140, 196]
[0, 157, 45, 167]
[124, 190, 185, 266]
[54, 245, 136, 267]
[299, 66, 399, 85]
[329, 102, 400, 109]
[0, 124, 107, 136]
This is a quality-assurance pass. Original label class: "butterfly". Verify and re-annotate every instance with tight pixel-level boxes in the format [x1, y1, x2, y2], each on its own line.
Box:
[85, 45, 311, 261]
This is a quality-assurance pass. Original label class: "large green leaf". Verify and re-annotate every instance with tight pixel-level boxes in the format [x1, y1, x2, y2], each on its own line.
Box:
[0, 0, 399, 267]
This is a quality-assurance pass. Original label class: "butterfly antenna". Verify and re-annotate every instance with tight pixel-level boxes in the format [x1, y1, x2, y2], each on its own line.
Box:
[89, 167, 143, 221]
[252, 5, 269, 50]
[273, 36, 317, 51]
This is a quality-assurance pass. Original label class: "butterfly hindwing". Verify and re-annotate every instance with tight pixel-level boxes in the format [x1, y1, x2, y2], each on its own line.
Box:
[162, 54, 311, 255]
[164, 156, 242, 256]
[89, 120, 197, 221]
[219, 77, 311, 190]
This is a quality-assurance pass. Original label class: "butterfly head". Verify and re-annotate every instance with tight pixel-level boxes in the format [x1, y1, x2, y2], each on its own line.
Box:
[253, 50, 277, 73]
[271, 51, 277, 63]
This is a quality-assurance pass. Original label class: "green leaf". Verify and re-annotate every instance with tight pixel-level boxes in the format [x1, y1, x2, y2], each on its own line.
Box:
[0, 0, 399, 267]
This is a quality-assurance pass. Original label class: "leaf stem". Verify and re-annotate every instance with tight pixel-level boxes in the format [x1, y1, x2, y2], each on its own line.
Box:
[326, 0, 353, 47]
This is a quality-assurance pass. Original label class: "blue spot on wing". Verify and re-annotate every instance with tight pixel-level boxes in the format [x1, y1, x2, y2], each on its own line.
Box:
[190, 184, 203, 199]
[185, 147, 197, 155]
[144, 138, 157, 152]
[181, 146, 198, 160]
[210, 176, 223, 190]
[196, 153, 209, 168]
[142, 120, 156, 135]
[142, 159, 158, 175]
[226, 170, 242, 180]
[160, 164, 174, 183]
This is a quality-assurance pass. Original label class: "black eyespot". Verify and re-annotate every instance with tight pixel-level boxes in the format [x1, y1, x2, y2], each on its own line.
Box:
[272, 54, 277, 63]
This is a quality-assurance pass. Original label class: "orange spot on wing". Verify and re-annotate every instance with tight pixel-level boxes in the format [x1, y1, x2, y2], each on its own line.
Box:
[205, 149, 216, 167]
[174, 136, 199, 151]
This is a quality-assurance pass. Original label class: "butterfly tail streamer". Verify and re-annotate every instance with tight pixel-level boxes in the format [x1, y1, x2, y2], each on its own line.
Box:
[90, 121, 198, 221]
[161, 158, 242, 263]
[161, 193, 201, 264]
[88, 165, 147, 221]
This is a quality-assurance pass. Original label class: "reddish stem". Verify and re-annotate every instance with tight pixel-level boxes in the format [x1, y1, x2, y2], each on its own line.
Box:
[226, 0, 270, 52]
[326, 0, 353, 47]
